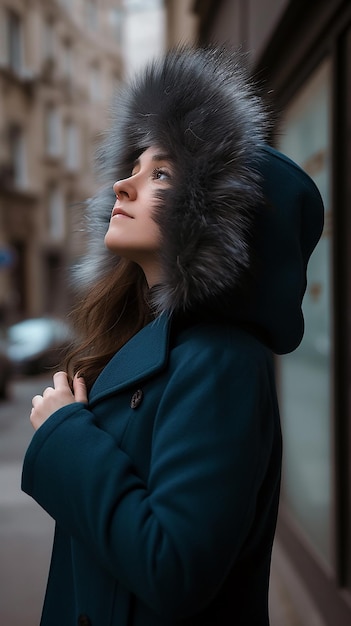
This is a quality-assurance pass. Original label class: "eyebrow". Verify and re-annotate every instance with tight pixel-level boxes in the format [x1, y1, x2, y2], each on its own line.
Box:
[151, 153, 172, 162]
[133, 153, 173, 168]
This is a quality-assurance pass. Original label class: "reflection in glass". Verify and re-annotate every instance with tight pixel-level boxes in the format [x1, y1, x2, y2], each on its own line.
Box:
[278, 60, 332, 566]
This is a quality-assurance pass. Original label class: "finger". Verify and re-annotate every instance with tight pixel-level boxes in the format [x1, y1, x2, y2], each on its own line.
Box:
[53, 371, 69, 390]
[30, 406, 37, 428]
[32, 394, 43, 407]
[73, 374, 88, 404]
[42, 386, 55, 398]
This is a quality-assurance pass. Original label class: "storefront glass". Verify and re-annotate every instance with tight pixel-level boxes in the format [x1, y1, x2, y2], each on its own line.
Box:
[278, 59, 333, 566]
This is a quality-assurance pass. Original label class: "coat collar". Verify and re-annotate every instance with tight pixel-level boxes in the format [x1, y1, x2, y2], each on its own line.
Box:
[88, 314, 171, 405]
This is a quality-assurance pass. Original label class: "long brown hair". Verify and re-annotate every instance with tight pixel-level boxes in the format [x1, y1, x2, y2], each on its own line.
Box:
[64, 258, 153, 391]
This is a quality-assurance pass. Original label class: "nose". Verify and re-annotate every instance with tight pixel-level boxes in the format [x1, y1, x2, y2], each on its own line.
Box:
[113, 176, 137, 200]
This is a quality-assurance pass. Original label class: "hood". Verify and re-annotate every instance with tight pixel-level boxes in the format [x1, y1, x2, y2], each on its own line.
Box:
[76, 46, 324, 355]
[237, 145, 324, 354]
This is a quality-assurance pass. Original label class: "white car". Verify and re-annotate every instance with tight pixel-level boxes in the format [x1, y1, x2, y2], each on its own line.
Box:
[6, 317, 74, 375]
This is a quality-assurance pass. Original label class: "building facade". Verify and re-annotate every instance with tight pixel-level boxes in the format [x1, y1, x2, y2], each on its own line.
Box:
[164, 0, 198, 47]
[0, 0, 123, 325]
[167, 1, 351, 625]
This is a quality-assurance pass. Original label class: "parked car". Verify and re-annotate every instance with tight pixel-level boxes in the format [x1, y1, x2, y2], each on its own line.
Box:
[6, 317, 74, 376]
[0, 347, 12, 398]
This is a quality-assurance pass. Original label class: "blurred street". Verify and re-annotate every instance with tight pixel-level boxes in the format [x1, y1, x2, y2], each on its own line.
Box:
[0, 375, 319, 626]
[0, 375, 54, 626]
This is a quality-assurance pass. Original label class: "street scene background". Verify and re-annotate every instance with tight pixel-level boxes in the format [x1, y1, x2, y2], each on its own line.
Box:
[1, 1, 349, 625]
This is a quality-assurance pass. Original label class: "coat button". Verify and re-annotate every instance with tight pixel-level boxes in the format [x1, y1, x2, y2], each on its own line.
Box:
[130, 389, 143, 409]
[78, 614, 91, 626]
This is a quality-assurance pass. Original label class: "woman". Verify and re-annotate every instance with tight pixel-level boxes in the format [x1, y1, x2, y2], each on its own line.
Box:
[22, 47, 324, 625]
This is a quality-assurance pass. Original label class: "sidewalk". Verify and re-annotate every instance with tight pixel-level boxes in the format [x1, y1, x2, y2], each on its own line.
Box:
[0, 461, 54, 626]
[269, 538, 326, 626]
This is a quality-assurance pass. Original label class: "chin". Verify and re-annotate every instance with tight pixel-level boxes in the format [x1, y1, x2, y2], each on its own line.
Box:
[104, 232, 120, 253]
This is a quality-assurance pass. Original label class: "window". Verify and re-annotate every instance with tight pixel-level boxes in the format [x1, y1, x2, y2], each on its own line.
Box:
[64, 121, 80, 171]
[58, 0, 72, 11]
[47, 186, 65, 241]
[8, 125, 27, 189]
[6, 9, 23, 75]
[45, 106, 61, 157]
[42, 19, 55, 62]
[278, 60, 333, 567]
[62, 40, 74, 82]
[89, 63, 101, 101]
[109, 8, 124, 41]
[85, 0, 98, 31]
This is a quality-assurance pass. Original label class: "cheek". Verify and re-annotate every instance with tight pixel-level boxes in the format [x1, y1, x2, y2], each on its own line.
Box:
[143, 217, 161, 246]
[141, 201, 161, 245]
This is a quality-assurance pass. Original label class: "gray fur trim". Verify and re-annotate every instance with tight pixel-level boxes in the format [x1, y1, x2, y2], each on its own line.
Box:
[74, 45, 270, 314]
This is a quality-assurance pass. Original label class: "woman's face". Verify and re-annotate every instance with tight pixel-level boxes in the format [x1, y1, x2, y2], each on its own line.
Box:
[105, 146, 173, 286]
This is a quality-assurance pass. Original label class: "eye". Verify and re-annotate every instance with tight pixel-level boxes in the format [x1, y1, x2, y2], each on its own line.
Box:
[152, 167, 171, 181]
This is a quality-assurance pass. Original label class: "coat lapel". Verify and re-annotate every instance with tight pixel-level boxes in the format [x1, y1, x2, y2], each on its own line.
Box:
[88, 314, 171, 405]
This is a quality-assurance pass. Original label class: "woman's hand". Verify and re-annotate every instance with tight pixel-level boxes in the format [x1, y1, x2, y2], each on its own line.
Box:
[30, 372, 88, 431]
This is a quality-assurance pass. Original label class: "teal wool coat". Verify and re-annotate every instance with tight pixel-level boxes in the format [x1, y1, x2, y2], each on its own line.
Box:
[22, 316, 281, 626]
[22, 143, 324, 626]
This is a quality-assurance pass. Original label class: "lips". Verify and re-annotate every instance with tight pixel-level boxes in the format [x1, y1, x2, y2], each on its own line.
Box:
[112, 206, 133, 218]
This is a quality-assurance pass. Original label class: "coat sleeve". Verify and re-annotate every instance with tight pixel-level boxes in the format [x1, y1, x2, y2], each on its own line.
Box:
[22, 326, 278, 619]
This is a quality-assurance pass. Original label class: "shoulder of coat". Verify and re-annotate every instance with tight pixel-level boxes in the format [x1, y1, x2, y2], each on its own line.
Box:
[173, 322, 272, 364]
